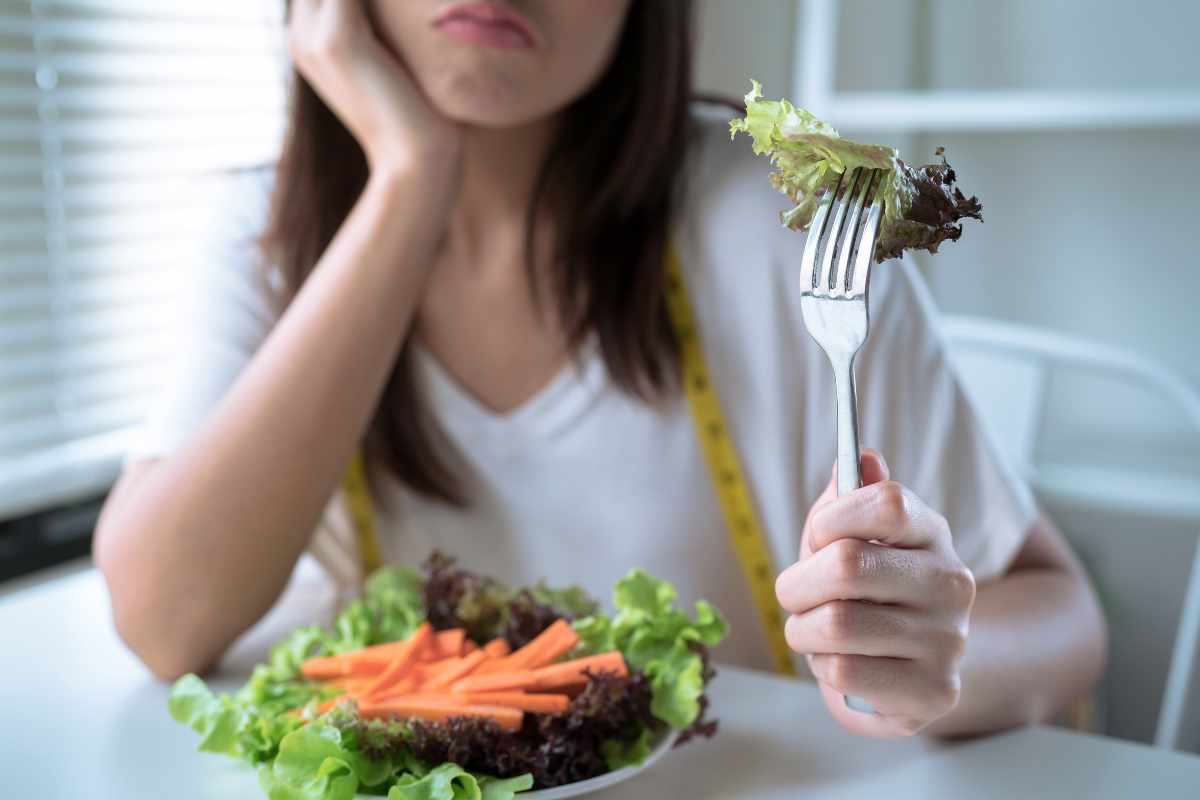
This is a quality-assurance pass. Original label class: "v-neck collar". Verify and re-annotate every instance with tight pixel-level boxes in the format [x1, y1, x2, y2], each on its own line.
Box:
[411, 337, 607, 444]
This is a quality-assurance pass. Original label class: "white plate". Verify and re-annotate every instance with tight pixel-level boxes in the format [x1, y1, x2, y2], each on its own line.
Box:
[354, 731, 677, 800]
[520, 730, 678, 800]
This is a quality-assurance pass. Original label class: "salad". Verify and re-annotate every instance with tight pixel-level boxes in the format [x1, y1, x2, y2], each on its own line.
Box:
[169, 553, 728, 799]
[731, 80, 983, 261]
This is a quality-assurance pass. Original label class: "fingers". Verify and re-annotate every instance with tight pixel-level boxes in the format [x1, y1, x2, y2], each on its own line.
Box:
[784, 600, 965, 661]
[857, 449, 889, 485]
[808, 479, 952, 553]
[809, 653, 961, 720]
[777, 540, 935, 611]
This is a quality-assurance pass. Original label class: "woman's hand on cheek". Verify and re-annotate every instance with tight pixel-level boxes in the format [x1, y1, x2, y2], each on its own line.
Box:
[288, 0, 462, 179]
[775, 451, 977, 737]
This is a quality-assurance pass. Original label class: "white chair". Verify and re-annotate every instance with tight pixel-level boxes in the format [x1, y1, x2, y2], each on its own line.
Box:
[941, 314, 1200, 753]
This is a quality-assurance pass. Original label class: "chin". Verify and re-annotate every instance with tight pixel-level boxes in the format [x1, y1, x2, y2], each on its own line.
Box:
[420, 66, 561, 130]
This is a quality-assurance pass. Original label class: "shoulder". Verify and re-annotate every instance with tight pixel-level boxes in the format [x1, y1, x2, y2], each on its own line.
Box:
[681, 102, 794, 245]
[188, 163, 281, 334]
[676, 102, 810, 313]
[203, 163, 276, 250]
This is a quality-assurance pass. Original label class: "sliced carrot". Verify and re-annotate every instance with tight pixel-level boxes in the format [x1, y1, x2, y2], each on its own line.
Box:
[361, 622, 433, 698]
[342, 639, 417, 662]
[529, 651, 627, 690]
[358, 696, 524, 732]
[301, 654, 391, 680]
[434, 629, 466, 659]
[457, 691, 569, 714]
[504, 619, 580, 670]
[452, 669, 539, 694]
[483, 638, 511, 658]
[420, 649, 489, 691]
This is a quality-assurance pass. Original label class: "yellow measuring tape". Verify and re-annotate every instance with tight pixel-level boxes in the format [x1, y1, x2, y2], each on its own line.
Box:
[662, 247, 796, 676]
[345, 450, 383, 575]
[342, 245, 795, 676]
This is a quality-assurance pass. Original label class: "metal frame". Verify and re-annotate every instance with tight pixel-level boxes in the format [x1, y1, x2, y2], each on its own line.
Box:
[942, 314, 1200, 752]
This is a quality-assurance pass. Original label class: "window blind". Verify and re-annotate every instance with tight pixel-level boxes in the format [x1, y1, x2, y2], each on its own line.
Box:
[0, 0, 287, 520]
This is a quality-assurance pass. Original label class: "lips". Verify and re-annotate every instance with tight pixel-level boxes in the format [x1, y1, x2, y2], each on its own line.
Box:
[434, 2, 539, 50]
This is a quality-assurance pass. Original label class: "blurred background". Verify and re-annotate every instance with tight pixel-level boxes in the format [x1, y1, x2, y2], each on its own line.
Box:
[1, 0, 1197, 754]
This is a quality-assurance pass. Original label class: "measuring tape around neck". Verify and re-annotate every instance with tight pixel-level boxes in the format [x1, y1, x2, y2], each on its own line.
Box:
[342, 245, 796, 676]
[662, 246, 796, 676]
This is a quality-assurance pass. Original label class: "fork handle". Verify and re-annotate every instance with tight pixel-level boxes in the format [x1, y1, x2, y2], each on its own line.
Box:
[831, 355, 862, 497]
[830, 353, 875, 716]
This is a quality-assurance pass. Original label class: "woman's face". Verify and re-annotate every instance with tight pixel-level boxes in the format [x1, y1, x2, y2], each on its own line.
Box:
[368, 0, 633, 128]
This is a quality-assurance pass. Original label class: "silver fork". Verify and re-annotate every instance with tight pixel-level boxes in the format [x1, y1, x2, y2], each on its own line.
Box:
[798, 166, 886, 714]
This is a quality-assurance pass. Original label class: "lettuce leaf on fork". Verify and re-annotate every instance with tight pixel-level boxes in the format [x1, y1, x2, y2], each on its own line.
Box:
[730, 80, 983, 261]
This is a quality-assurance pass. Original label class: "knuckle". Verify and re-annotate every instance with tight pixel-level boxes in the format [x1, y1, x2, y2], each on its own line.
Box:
[932, 510, 953, 540]
[311, 29, 342, 57]
[945, 564, 977, 606]
[874, 481, 910, 527]
[828, 539, 867, 585]
[819, 601, 856, 644]
[286, 27, 309, 60]
[895, 716, 926, 736]
[930, 673, 962, 711]
[826, 654, 857, 689]
[933, 623, 968, 663]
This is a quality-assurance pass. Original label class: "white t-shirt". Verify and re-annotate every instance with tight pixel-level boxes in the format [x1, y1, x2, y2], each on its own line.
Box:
[133, 105, 1036, 672]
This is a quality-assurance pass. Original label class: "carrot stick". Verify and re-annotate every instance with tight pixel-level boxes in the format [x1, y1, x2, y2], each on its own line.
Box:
[357, 696, 524, 732]
[420, 650, 489, 691]
[301, 654, 390, 680]
[435, 629, 466, 658]
[324, 677, 374, 693]
[342, 639, 417, 662]
[483, 638, 511, 658]
[529, 652, 628, 690]
[361, 623, 433, 698]
[457, 691, 569, 714]
[451, 669, 539, 694]
[504, 619, 580, 670]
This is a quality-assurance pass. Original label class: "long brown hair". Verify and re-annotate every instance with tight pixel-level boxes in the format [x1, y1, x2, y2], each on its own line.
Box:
[262, 2, 695, 505]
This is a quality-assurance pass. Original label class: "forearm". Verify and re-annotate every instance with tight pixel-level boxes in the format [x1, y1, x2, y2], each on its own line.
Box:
[96, 168, 443, 678]
[925, 563, 1107, 737]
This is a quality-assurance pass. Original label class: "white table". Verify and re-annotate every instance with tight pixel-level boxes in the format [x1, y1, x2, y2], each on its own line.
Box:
[5, 571, 1200, 799]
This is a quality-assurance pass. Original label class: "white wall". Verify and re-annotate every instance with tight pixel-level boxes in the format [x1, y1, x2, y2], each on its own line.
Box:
[694, 0, 795, 100]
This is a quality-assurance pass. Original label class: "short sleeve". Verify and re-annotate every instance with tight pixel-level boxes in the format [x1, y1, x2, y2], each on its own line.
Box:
[127, 167, 278, 462]
[854, 261, 1038, 582]
[124, 166, 366, 595]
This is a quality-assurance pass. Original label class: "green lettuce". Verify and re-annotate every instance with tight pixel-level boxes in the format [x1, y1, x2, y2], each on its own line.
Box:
[169, 674, 245, 757]
[386, 764, 533, 800]
[572, 570, 728, 730]
[601, 727, 656, 771]
[730, 80, 909, 239]
[730, 80, 982, 262]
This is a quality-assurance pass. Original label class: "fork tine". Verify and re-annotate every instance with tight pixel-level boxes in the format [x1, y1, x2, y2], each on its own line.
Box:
[799, 169, 844, 293]
[832, 168, 875, 296]
[819, 168, 864, 293]
[848, 170, 885, 297]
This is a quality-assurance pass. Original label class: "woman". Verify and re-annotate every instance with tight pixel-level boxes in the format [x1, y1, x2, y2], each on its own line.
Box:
[94, 0, 1105, 739]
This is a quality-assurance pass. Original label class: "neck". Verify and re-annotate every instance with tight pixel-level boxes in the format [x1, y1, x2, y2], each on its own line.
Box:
[448, 117, 560, 270]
